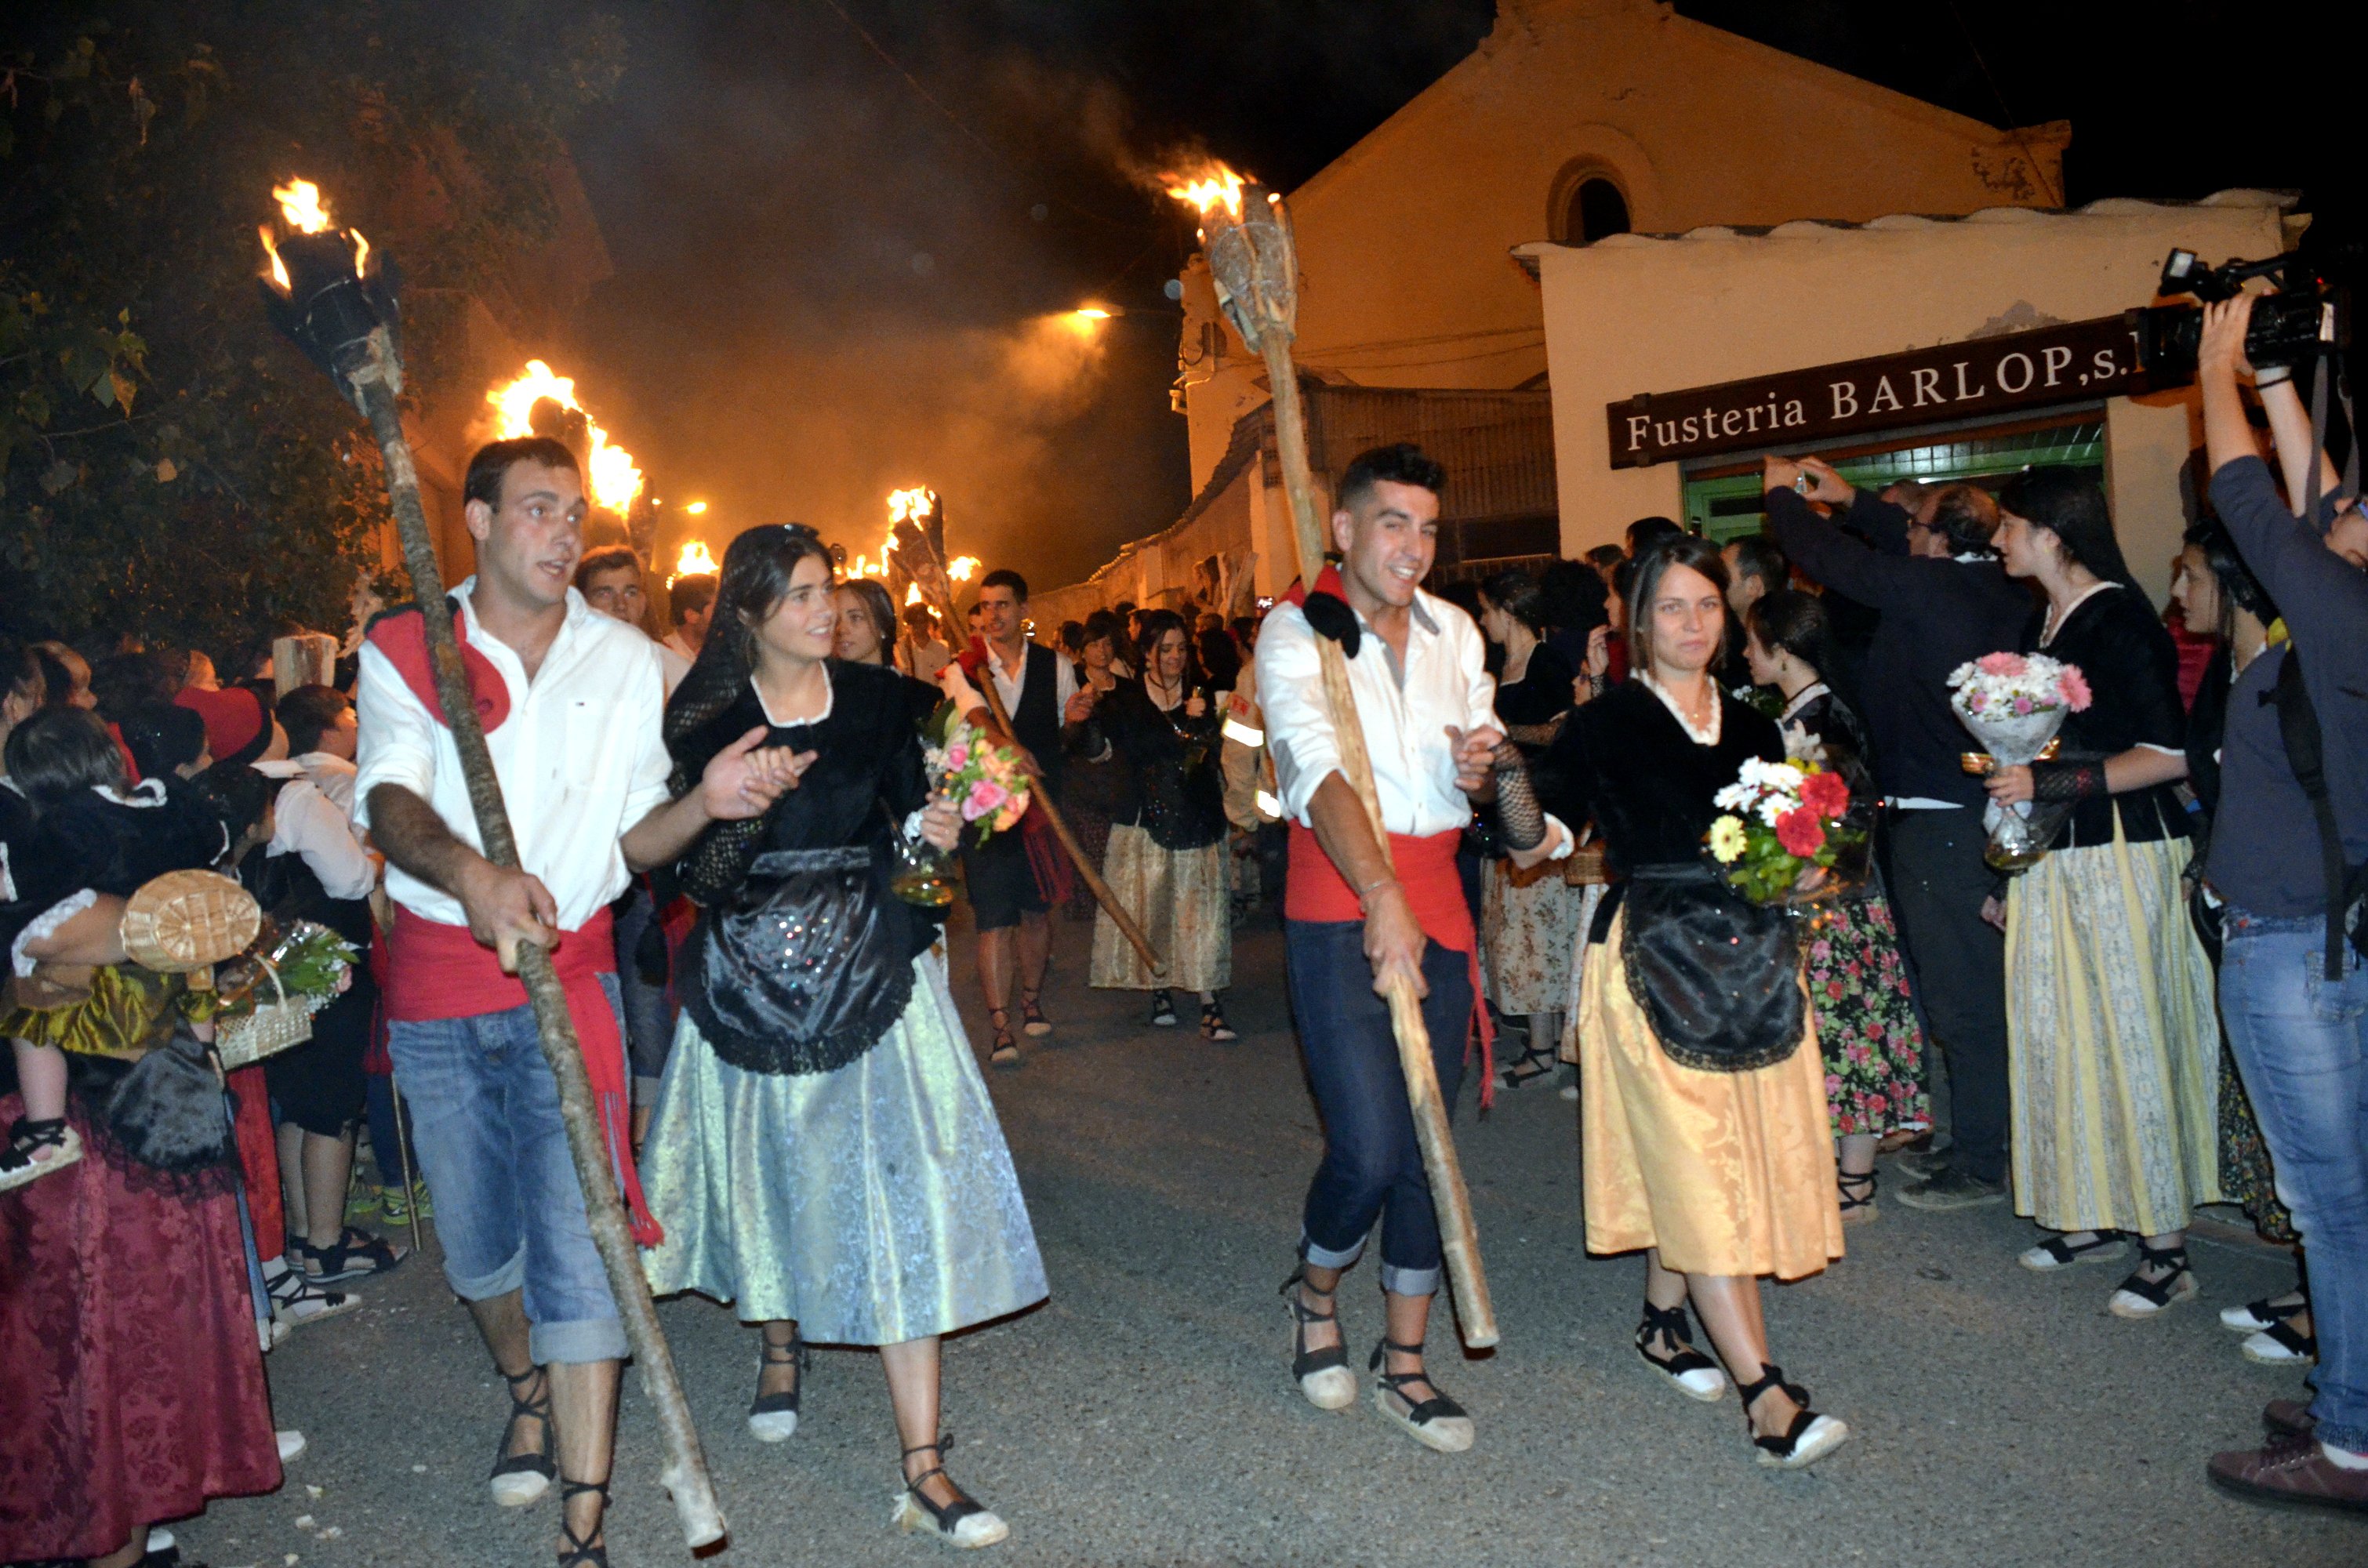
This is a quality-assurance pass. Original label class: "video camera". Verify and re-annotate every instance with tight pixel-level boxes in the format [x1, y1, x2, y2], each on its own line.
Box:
[2134, 249, 2347, 379]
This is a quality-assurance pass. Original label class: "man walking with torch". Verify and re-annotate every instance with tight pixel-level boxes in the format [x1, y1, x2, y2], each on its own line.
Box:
[356, 436, 806, 1564]
[1261, 445, 1573, 1452]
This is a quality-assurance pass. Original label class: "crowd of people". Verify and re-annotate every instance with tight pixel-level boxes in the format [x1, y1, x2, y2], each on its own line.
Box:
[4, 289, 2365, 1566]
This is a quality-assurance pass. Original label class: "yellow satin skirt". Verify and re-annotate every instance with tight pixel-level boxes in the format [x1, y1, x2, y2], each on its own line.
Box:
[1578, 910, 1843, 1280]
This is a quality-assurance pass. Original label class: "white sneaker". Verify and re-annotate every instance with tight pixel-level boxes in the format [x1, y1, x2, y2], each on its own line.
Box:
[278, 1428, 307, 1463]
[2242, 1321, 2317, 1366]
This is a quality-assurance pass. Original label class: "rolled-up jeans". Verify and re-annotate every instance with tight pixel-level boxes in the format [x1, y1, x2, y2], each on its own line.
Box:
[386, 973, 629, 1365]
[1286, 920, 1471, 1298]
[2218, 908, 2368, 1454]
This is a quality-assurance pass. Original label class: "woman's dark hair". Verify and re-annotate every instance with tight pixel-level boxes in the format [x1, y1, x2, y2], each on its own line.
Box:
[2001, 466, 2137, 592]
[1746, 590, 1843, 683]
[1626, 515, 1683, 556]
[1539, 558, 1611, 637]
[89, 652, 183, 723]
[2183, 516, 2280, 633]
[277, 684, 352, 757]
[1727, 534, 1789, 593]
[1927, 482, 2000, 557]
[1134, 609, 1200, 691]
[667, 524, 835, 757]
[1082, 609, 1123, 650]
[1625, 534, 1731, 676]
[119, 703, 209, 781]
[1477, 567, 1551, 634]
[1585, 543, 1625, 573]
[32, 642, 85, 710]
[1197, 624, 1241, 691]
[5, 706, 129, 810]
[833, 576, 900, 668]
[193, 758, 274, 849]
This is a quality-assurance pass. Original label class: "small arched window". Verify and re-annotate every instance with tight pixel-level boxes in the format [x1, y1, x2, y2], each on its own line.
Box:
[1564, 177, 1631, 245]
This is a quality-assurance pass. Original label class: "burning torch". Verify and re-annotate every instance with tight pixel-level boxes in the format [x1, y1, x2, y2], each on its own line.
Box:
[1168, 166, 1496, 1347]
[256, 179, 727, 1548]
[885, 488, 1164, 976]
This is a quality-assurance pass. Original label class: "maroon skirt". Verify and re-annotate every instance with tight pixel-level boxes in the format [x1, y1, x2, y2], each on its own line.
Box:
[0, 1093, 281, 1559]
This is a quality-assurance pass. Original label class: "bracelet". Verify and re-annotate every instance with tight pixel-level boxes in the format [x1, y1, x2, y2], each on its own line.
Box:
[1355, 873, 1399, 909]
[2256, 365, 2293, 389]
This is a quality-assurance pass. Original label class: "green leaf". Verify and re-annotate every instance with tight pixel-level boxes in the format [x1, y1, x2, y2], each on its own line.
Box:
[41, 459, 79, 495]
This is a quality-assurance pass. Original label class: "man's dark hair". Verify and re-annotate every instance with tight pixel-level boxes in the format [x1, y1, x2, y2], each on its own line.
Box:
[1927, 482, 2001, 558]
[278, 684, 353, 757]
[463, 436, 580, 510]
[670, 573, 718, 623]
[1727, 534, 1789, 591]
[900, 603, 939, 635]
[979, 568, 1029, 602]
[1584, 543, 1625, 573]
[2183, 515, 2279, 630]
[1337, 443, 1447, 512]
[573, 545, 641, 591]
[1540, 558, 1611, 636]
[1058, 619, 1086, 656]
[1626, 515, 1683, 556]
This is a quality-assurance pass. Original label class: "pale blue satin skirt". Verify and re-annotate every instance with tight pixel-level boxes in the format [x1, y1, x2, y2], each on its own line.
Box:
[638, 952, 1048, 1344]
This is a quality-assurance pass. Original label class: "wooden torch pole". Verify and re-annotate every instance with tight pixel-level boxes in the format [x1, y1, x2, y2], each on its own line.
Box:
[349, 331, 726, 1548]
[1190, 183, 1494, 1347]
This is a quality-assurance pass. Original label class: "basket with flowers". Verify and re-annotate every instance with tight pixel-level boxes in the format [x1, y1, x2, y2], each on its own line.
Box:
[1705, 757, 1866, 906]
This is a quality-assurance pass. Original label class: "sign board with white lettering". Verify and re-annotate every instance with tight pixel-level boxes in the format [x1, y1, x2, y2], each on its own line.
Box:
[1604, 313, 2161, 469]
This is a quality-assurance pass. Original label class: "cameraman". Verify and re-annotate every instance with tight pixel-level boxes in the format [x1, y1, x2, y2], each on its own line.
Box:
[2195, 292, 2368, 1513]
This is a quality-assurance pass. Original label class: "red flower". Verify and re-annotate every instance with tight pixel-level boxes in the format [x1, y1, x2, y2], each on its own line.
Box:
[1775, 806, 1827, 858]
[1799, 770, 1850, 818]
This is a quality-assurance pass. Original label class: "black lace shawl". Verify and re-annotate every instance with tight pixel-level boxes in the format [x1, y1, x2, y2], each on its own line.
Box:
[1096, 679, 1226, 851]
[2020, 585, 2190, 846]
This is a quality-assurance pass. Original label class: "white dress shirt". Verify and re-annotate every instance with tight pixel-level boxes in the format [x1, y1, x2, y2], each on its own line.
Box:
[267, 753, 377, 901]
[1257, 588, 1498, 837]
[983, 639, 1077, 720]
[354, 579, 672, 931]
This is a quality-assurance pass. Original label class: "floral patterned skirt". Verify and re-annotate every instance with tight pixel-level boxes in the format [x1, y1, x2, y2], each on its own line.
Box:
[1802, 895, 1931, 1138]
[1480, 858, 1585, 1016]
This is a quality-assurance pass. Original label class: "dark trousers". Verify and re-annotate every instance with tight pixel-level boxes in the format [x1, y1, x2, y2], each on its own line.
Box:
[1883, 806, 2010, 1182]
[1286, 920, 1471, 1297]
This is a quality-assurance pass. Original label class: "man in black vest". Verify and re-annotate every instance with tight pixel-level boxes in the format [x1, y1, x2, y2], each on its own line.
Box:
[962, 569, 1095, 1067]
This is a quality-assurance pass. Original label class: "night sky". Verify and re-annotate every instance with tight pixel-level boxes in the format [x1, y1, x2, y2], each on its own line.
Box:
[568, 0, 2345, 590]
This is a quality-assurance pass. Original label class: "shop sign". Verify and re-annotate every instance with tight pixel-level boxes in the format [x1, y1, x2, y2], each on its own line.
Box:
[1606, 313, 2157, 469]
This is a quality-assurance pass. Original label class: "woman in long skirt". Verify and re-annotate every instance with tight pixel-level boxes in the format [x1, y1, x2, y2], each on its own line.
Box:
[640, 527, 1046, 1549]
[1083, 609, 1235, 1037]
[1474, 568, 1586, 1088]
[1985, 468, 2221, 1318]
[1743, 589, 1930, 1221]
[1568, 535, 1848, 1468]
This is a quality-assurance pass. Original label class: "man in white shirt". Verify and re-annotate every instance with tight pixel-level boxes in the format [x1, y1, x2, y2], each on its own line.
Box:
[662, 572, 716, 666]
[1258, 443, 1565, 1455]
[576, 546, 690, 696]
[356, 437, 804, 1563]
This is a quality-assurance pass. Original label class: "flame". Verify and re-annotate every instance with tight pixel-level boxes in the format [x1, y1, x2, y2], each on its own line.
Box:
[684, 500, 708, 515]
[258, 225, 289, 291]
[352, 229, 369, 274]
[1073, 307, 1112, 321]
[886, 488, 935, 524]
[905, 583, 924, 605]
[947, 556, 979, 582]
[669, 540, 718, 586]
[1164, 164, 1247, 223]
[274, 178, 333, 234]
[486, 359, 645, 513]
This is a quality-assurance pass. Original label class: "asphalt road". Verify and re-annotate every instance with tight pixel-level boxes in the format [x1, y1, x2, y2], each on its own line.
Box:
[176, 910, 2362, 1567]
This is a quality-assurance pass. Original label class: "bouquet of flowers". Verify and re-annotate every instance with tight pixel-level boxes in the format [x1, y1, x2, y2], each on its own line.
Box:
[1705, 757, 1865, 906]
[1945, 652, 2091, 869]
[893, 719, 1035, 908]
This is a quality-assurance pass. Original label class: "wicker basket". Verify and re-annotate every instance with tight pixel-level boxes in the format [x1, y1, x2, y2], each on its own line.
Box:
[1563, 844, 1609, 886]
[120, 870, 260, 974]
[215, 960, 317, 1069]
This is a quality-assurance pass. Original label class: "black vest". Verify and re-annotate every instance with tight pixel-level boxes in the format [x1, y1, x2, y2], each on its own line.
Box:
[1006, 641, 1063, 800]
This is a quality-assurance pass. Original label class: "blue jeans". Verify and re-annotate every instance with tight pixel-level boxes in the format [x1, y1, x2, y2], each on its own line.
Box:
[611, 881, 677, 1091]
[386, 975, 628, 1365]
[1286, 920, 1472, 1297]
[2219, 909, 2368, 1454]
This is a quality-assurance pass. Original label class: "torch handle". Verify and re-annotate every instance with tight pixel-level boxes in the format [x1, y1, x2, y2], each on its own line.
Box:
[1262, 336, 1497, 1348]
[356, 339, 726, 1548]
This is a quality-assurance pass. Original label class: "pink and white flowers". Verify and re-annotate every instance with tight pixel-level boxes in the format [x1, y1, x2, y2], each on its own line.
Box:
[1945, 651, 2091, 721]
[925, 724, 1032, 839]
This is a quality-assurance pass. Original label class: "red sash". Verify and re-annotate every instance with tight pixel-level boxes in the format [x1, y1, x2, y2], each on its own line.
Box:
[382, 906, 660, 1245]
[365, 604, 511, 735]
[1285, 822, 1497, 1107]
